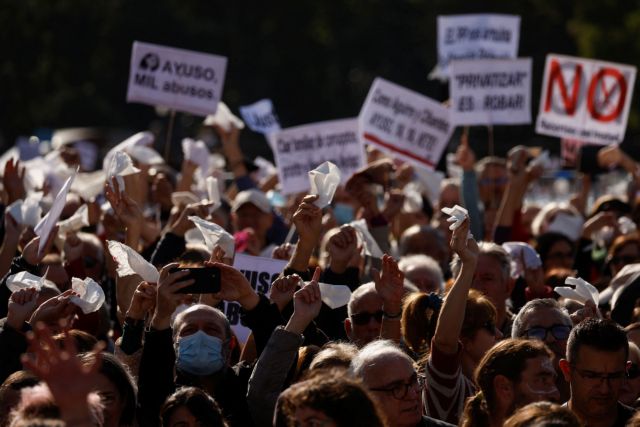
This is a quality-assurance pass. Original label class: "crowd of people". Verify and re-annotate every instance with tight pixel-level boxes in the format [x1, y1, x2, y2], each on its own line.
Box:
[1, 118, 640, 427]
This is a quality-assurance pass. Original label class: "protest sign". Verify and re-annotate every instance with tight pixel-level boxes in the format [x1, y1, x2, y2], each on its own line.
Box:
[268, 118, 365, 195]
[239, 99, 281, 134]
[222, 254, 287, 344]
[359, 77, 453, 170]
[536, 54, 636, 145]
[127, 41, 227, 116]
[449, 58, 532, 125]
[437, 14, 520, 76]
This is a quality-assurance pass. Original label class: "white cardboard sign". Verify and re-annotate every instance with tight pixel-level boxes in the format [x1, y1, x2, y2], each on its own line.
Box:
[268, 118, 365, 195]
[449, 58, 532, 125]
[239, 99, 281, 134]
[127, 41, 227, 116]
[359, 77, 453, 170]
[536, 54, 636, 145]
[437, 14, 520, 76]
[224, 254, 287, 344]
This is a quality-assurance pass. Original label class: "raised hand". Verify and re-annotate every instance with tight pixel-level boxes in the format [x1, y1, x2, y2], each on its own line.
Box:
[22, 323, 104, 426]
[105, 177, 143, 229]
[372, 254, 404, 316]
[449, 216, 479, 264]
[29, 289, 79, 328]
[22, 227, 59, 265]
[126, 281, 157, 321]
[7, 287, 39, 330]
[285, 267, 323, 334]
[327, 226, 358, 273]
[270, 274, 301, 312]
[292, 195, 322, 246]
[456, 132, 476, 172]
[3, 158, 26, 204]
[168, 201, 213, 236]
[206, 261, 259, 311]
[150, 263, 194, 330]
[271, 243, 295, 261]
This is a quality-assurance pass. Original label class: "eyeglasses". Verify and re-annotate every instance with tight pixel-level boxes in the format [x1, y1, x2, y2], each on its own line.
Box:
[629, 363, 640, 380]
[524, 324, 572, 341]
[350, 310, 384, 326]
[571, 365, 627, 383]
[369, 373, 425, 400]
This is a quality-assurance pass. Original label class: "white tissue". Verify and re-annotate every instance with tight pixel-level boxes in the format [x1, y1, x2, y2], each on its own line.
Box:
[188, 216, 235, 258]
[441, 205, 473, 239]
[102, 131, 154, 172]
[107, 152, 140, 192]
[309, 161, 341, 208]
[181, 138, 210, 180]
[107, 240, 160, 283]
[414, 168, 444, 204]
[502, 242, 542, 278]
[203, 102, 245, 132]
[171, 192, 201, 207]
[529, 150, 550, 169]
[349, 219, 383, 258]
[6, 271, 46, 292]
[318, 282, 351, 309]
[547, 213, 584, 242]
[71, 171, 107, 200]
[206, 176, 221, 211]
[619, 217, 637, 235]
[555, 276, 600, 306]
[34, 171, 76, 254]
[57, 204, 89, 236]
[402, 183, 424, 213]
[126, 145, 164, 165]
[7, 193, 43, 228]
[69, 277, 105, 314]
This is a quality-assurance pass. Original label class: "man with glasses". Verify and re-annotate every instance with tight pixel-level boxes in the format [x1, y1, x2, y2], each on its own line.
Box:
[559, 318, 635, 427]
[350, 340, 453, 427]
[512, 298, 573, 401]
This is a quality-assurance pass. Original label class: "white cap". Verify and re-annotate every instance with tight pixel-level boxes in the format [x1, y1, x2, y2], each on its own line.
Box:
[232, 189, 271, 214]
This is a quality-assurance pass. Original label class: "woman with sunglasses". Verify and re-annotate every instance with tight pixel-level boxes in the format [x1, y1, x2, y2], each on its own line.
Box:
[422, 216, 502, 425]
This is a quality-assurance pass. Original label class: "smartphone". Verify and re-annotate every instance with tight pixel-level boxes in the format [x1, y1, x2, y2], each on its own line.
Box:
[171, 267, 221, 294]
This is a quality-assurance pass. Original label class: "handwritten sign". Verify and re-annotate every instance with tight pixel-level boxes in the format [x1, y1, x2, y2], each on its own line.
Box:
[268, 118, 365, 195]
[239, 99, 281, 134]
[536, 54, 636, 145]
[359, 77, 453, 170]
[127, 41, 227, 116]
[437, 14, 520, 76]
[449, 58, 532, 125]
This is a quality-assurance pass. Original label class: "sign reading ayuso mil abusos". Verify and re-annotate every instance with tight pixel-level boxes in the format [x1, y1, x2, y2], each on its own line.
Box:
[127, 41, 228, 116]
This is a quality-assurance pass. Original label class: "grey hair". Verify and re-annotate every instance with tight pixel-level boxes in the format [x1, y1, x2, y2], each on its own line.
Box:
[347, 282, 377, 317]
[398, 254, 444, 293]
[451, 241, 511, 282]
[511, 298, 572, 338]
[172, 304, 231, 342]
[350, 339, 413, 380]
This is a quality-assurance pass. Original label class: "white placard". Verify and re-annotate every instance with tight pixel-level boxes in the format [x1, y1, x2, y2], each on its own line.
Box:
[223, 254, 287, 344]
[437, 14, 520, 76]
[536, 54, 636, 145]
[359, 77, 453, 170]
[239, 99, 281, 134]
[449, 58, 532, 125]
[126, 41, 227, 116]
[268, 118, 365, 195]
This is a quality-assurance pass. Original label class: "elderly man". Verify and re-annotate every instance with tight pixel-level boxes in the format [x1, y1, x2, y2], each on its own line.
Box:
[452, 241, 515, 337]
[350, 340, 453, 427]
[559, 318, 635, 427]
[137, 262, 259, 427]
[512, 298, 574, 402]
[398, 254, 444, 294]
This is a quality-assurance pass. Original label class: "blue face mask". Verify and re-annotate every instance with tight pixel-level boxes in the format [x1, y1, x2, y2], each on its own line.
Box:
[333, 203, 355, 225]
[175, 330, 225, 376]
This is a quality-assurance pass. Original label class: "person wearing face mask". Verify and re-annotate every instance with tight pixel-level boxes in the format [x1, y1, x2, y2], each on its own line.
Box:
[137, 262, 262, 427]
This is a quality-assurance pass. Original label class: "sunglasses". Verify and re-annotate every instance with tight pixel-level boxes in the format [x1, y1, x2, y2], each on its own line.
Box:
[351, 310, 384, 326]
[525, 324, 571, 341]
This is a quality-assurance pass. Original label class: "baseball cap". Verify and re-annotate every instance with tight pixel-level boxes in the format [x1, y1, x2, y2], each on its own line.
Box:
[232, 189, 271, 214]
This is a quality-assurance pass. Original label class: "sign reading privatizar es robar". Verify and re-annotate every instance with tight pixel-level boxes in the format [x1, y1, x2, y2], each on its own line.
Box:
[359, 77, 453, 170]
[222, 254, 287, 344]
[268, 118, 365, 195]
[536, 54, 636, 145]
[449, 58, 532, 125]
[127, 41, 227, 116]
[437, 14, 520, 76]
